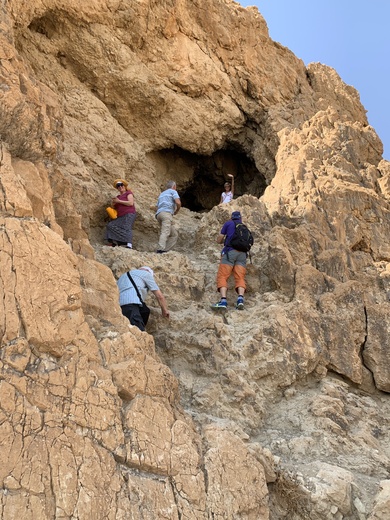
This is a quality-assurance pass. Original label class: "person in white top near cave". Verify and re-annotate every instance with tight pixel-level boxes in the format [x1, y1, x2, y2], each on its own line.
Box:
[219, 173, 234, 204]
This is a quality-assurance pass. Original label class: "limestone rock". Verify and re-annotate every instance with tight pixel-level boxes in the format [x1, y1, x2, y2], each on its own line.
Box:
[363, 304, 390, 392]
[1, 0, 390, 518]
[203, 425, 269, 519]
[368, 480, 390, 520]
[311, 463, 354, 517]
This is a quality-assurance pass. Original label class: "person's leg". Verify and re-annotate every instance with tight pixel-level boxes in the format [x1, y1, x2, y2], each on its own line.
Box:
[120, 304, 145, 331]
[140, 303, 150, 326]
[165, 222, 178, 251]
[234, 276, 246, 309]
[219, 286, 228, 298]
[232, 251, 247, 309]
[232, 265, 246, 289]
[157, 212, 172, 251]
[106, 214, 135, 246]
[125, 212, 137, 247]
[212, 259, 233, 308]
[217, 263, 233, 293]
[232, 266, 246, 308]
[105, 220, 115, 243]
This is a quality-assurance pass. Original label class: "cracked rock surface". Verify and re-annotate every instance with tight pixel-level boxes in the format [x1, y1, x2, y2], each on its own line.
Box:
[1, 1, 390, 518]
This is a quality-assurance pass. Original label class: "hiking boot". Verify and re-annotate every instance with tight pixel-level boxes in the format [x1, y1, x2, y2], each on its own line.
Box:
[236, 297, 244, 310]
[211, 300, 227, 311]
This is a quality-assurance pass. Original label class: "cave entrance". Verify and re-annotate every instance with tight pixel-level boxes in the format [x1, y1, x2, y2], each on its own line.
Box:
[156, 146, 267, 212]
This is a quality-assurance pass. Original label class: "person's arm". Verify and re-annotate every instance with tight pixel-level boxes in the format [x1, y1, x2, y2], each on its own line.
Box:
[228, 174, 234, 196]
[113, 193, 134, 207]
[217, 222, 228, 244]
[220, 193, 224, 204]
[113, 192, 134, 207]
[174, 197, 181, 215]
[152, 290, 170, 318]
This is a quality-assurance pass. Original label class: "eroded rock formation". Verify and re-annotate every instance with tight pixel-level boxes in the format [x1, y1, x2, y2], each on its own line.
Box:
[1, 1, 390, 518]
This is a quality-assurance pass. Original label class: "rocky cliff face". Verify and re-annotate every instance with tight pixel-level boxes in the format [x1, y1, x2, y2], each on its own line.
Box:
[1, 1, 390, 518]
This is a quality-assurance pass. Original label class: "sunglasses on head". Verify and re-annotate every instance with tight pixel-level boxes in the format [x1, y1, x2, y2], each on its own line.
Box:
[116, 182, 124, 187]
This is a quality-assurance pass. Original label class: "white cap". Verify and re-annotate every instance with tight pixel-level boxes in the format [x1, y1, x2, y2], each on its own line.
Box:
[140, 266, 154, 277]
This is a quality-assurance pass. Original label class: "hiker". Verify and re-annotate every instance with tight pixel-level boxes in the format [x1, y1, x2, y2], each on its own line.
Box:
[106, 179, 137, 248]
[117, 266, 170, 331]
[220, 174, 234, 204]
[211, 210, 252, 311]
[155, 180, 181, 253]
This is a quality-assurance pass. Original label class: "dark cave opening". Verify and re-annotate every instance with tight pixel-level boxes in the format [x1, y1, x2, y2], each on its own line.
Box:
[27, 11, 63, 39]
[156, 146, 268, 212]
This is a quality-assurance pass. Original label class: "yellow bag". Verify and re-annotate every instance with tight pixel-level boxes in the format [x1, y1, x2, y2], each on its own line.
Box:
[106, 207, 117, 219]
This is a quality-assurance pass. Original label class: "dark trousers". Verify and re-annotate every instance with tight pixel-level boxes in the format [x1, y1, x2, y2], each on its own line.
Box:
[121, 304, 145, 331]
[121, 303, 150, 331]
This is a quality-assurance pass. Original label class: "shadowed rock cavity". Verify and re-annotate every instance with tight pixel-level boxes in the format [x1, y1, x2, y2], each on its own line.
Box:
[153, 146, 268, 211]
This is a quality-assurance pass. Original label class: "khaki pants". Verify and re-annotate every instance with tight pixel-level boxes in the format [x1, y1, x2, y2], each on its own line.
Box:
[157, 211, 178, 251]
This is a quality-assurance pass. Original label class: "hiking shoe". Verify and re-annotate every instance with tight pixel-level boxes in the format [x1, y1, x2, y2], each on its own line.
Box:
[236, 298, 244, 310]
[211, 300, 227, 311]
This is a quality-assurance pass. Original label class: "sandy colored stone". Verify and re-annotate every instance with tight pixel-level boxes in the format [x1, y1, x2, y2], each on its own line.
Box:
[110, 354, 179, 403]
[363, 304, 390, 392]
[1, 0, 390, 518]
[204, 425, 269, 519]
[311, 463, 354, 517]
[368, 480, 390, 520]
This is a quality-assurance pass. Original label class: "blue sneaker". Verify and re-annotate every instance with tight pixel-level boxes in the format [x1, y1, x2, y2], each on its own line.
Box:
[211, 300, 227, 311]
[236, 297, 244, 310]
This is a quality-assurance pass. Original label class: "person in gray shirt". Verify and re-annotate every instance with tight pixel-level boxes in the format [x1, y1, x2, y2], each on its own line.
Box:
[155, 180, 181, 253]
[117, 266, 169, 331]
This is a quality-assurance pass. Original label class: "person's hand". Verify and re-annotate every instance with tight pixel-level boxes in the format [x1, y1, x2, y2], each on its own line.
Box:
[227, 173, 234, 178]
[162, 309, 170, 319]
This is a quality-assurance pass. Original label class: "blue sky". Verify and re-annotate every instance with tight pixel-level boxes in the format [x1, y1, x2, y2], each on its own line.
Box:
[238, 1, 390, 159]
